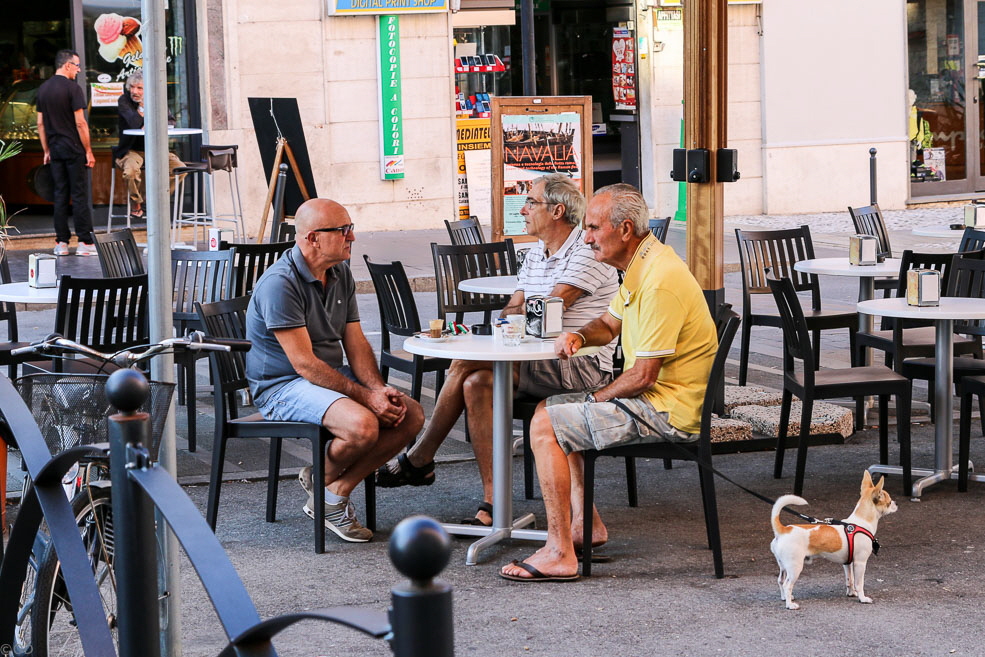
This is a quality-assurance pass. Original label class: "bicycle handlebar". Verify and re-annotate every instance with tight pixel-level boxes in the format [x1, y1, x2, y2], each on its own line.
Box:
[10, 332, 252, 368]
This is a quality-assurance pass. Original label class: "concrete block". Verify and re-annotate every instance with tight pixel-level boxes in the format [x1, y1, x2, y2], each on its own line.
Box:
[709, 416, 754, 444]
[723, 384, 785, 414]
[730, 400, 854, 439]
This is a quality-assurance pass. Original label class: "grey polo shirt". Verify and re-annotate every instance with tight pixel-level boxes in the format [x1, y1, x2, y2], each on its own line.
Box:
[246, 245, 359, 403]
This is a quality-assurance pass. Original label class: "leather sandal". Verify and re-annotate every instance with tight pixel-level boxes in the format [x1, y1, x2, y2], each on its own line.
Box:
[461, 501, 493, 526]
[375, 453, 435, 488]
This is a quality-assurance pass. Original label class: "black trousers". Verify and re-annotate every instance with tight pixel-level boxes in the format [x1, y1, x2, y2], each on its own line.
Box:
[49, 154, 94, 244]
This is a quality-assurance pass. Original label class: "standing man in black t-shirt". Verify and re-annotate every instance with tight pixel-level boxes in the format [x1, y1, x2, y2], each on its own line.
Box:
[36, 49, 96, 256]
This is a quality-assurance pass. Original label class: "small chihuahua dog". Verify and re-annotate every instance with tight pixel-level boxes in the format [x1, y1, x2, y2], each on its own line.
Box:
[770, 471, 897, 610]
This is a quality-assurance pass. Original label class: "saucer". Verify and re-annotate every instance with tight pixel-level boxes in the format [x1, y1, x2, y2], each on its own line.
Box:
[415, 332, 451, 343]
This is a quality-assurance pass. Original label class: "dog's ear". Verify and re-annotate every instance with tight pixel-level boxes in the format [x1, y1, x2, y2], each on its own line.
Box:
[861, 469, 874, 492]
[870, 476, 886, 502]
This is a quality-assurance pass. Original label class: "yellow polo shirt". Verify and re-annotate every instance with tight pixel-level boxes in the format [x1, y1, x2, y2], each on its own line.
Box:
[607, 234, 717, 434]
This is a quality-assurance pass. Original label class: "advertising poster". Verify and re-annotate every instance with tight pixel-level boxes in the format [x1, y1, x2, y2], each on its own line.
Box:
[501, 113, 582, 236]
[456, 117, 491, 219]
[90, 82, 125, 108]
[923, 147, 946, 182]
[612, 28, 636, 111]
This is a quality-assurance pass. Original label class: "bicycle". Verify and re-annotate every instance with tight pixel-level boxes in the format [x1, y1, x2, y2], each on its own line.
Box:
[4, 332, 247, 657]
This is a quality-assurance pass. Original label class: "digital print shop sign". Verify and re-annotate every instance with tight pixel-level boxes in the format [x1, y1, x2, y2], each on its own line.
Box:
[327, 0, 449, 14]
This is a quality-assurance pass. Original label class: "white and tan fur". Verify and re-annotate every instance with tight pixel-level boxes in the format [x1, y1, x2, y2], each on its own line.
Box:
[770, 471, 897, 610]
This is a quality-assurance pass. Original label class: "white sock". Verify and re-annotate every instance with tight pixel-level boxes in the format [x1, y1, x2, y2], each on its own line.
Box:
[324, 487, 347, 505]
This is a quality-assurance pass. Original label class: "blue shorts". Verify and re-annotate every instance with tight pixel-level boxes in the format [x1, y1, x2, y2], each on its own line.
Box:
[256, 366, 357, 425]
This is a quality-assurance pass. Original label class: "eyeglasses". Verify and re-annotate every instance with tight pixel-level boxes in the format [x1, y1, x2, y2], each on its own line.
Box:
[523, 198, 556, 208]
[68, 61, 81, 69]
[312, 224, 355, 236]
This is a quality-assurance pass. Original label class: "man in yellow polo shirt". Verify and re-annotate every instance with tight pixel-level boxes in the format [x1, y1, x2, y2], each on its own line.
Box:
[501, 183, 717, 582]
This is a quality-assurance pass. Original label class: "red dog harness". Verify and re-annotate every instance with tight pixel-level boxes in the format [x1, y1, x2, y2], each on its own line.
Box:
[839, 523, 879, 565]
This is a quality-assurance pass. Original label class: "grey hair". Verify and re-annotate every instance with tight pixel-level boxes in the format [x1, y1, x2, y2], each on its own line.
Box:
[125, 69, 143, 91]
[594, 183, 650, 237]
[538, 173, 585, 226]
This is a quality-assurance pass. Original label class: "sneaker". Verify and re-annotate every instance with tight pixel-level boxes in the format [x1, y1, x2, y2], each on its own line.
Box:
[298, 465, 315, 505]
[54, 242, 70, 256]
[76, 243, 97, 256]
[303, 498, 373, 543]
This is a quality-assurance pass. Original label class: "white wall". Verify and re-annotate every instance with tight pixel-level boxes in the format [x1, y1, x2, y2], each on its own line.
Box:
[759, 0, 909, 213]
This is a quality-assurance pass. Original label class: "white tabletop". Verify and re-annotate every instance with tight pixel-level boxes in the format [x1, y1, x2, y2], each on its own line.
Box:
[122, 127, 203, 136]
[0, 281, 60, 304]
[403, 333, 598, 362]
[858, 296, 985, 320]
[458, 275, 518, 294]
[794, 257, 901, 277]
[912, 224, 965, 239]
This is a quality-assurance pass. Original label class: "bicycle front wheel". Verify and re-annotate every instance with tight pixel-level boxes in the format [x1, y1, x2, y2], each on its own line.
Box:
[31, 485, 117, 657]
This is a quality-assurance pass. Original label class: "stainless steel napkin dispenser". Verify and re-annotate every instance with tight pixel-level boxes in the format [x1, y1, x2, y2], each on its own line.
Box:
[848, 234, 879, 266]
[964, 203, 985, 227]
[525, 295, 564, 338]
[28, 253, 57, 288]
[906, 269, 940, 307]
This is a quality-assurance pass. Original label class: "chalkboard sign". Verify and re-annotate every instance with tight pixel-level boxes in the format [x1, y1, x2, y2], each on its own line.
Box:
[247, 98, 318, 216]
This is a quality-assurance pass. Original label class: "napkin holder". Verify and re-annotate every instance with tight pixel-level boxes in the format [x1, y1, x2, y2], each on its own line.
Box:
[848, 234, 879, 266]
[906, 269, 940, 307]
[28, 253, 57, 288]
[964, 203, 985, 227]
[525, 295, 564, 338]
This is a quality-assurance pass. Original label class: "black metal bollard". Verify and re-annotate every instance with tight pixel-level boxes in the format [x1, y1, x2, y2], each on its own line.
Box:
[107, 369, 162, 657]
[387, 516, 454, 657]
[869, 147, 878, 205]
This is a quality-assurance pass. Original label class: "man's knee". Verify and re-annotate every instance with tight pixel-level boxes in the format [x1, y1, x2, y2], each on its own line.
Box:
[326, 404, 379, 446]
[462, 369, 493, 403]
[401, 398, 425, 436]
[530, 405, 557, 452]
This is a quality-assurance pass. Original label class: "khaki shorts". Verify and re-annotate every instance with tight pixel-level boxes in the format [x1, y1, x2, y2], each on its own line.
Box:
[517, 353, 611, 398]
[545, 392, 697, 455]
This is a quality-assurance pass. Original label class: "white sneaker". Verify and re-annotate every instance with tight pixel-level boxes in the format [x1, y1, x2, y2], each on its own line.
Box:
[54, 242, 70, 256]
[303, 498, 373, 543]
[76, 243, 97, 256]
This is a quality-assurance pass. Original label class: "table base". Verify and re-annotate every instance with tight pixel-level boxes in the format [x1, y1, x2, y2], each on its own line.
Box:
[441, 513, 546, 565]
[868, 462, 983, 499]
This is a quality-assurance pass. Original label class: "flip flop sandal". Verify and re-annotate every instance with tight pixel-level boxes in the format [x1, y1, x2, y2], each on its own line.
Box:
[499, 560, 580, 583]
[130, 207, 145, 219]
[375, 453, 435, 488]
[460, 501, 493, 526]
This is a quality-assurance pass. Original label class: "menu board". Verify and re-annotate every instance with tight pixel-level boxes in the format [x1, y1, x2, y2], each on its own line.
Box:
[490, 96, 593, 242]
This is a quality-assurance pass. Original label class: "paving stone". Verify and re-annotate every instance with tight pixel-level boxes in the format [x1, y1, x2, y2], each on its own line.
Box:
[723, 384, 784, 414]
[709, 415, 753, 443]
[730, 400, 854, 439]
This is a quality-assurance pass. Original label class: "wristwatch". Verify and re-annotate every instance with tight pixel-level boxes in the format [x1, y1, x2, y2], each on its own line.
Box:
[585, 392, 597, 403]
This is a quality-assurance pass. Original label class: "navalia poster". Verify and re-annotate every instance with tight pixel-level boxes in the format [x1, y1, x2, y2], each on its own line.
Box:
[500, 112, 582, 236]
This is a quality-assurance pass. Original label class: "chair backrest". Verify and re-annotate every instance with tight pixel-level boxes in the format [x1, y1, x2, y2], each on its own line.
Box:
[171, 249, 235, 330]
[364, 255, 423, 353]
[848, 204, 892, 260]
[201, 144, 238, 173]
[276, 221, 296, 243]
[444, 217, 485, 246]
[431, 240, 517, 323]
[767, 275, 816, 388]
[0, 251, 18, 341]
[94, 228, 145, 277]
[218, 240, 292, 298]
[195, 295, 251, 420]
[734, 226, 821, 308]
[958, 227, 985, 253]
[700, 308, 741, 440]
[53, 274, 149, 353]
[946, 255, 985, 337]
[649, 217, 671, 242]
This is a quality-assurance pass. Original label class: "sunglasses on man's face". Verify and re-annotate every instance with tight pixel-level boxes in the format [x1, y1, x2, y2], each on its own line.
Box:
[311, 224, 355, 237]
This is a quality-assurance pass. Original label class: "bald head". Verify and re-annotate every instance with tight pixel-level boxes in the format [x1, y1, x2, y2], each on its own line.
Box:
[294, 198, 348, 241]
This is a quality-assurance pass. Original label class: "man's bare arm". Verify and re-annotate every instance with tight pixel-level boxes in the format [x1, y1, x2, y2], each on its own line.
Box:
[74, 108, 94, 167]
[554, 312, 621, 359]
[499, 290, 526, 318]
[37, 112, 49, 164]
[593, 357, 662, 402]
[341, 321, 387, 390]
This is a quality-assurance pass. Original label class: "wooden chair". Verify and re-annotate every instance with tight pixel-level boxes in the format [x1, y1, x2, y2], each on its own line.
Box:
[734, 226, 858, 386]
[648, 217, 670, 242]
[364, 255, 450, 401]
[768, 274, 912, 497]
[196, 295, 375, 554]
[848, 204, 897, 296]
[218, 240, 292, 298]
[579, 308, 741, 578]
[431, 240, 517, 324]
[172, 249, 235, 451]
[94, 228, 145, 277]
[444, 217, 485, 246]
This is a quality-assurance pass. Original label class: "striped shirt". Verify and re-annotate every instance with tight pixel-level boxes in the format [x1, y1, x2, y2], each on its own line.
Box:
[516, 227, 620, 371]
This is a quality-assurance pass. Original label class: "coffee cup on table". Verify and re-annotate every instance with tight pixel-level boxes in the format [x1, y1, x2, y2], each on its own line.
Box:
[429, 319, 445, 338]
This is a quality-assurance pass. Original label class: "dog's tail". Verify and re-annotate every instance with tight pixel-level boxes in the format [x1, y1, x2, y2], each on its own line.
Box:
[771, 494, 808, 536]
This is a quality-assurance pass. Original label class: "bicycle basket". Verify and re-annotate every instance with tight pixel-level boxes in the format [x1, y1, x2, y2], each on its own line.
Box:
[14, 373, 176, 462]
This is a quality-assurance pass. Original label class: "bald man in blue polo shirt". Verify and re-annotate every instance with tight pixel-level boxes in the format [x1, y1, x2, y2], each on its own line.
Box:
[246, 198, 423, 542]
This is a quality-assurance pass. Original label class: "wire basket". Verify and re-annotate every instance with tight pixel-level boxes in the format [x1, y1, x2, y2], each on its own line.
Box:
[14, 373, 176, 462]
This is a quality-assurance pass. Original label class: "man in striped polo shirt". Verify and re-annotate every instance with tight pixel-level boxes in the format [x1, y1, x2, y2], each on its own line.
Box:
[377, 173, 620, 527]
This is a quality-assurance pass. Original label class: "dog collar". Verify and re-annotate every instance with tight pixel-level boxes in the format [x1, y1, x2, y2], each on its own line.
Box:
[839, 522, 879, 565]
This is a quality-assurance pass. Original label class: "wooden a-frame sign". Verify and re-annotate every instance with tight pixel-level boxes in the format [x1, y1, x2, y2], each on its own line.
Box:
[490, 96, 593, 243]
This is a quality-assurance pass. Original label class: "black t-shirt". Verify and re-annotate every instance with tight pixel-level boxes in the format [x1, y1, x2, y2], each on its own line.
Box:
[36, 75, 87, 159]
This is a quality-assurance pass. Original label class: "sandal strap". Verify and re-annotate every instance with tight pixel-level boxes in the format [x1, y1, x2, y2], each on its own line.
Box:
[396, 452, 434, 476]
[477, 501, 493, 515]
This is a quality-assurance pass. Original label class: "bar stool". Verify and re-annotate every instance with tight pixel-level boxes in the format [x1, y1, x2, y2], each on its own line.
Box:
[202, 145, 245, 242]
[171, 161, 210, 248]
[106, 160, 132, 232]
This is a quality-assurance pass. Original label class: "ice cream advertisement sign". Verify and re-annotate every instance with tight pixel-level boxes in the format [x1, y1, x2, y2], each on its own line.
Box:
[94, 13, 143, 68]
[328, 0, 448, 15]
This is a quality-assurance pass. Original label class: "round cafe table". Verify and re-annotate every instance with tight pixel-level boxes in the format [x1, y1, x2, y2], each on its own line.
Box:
[404, 332, 597, 565]
[121, 127, 204, 137]
[458, 275, 517, 295]
[912, 225, 965, 239]
[859, 297, 985, 498]
[0, 281, 60, 304]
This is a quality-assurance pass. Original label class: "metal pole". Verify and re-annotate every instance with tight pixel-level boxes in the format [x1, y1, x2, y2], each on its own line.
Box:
[140, 0, 181, 654]
[869, 147, 878, 206]
[520, 0, 536, 96]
